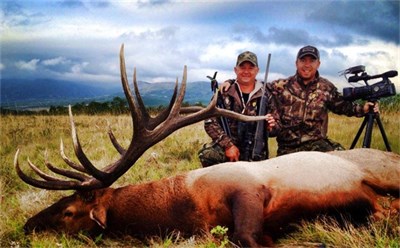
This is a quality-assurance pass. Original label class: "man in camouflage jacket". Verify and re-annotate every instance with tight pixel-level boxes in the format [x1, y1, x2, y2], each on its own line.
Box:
[198, 51, 280, 167]
[270, 45, 378, 156]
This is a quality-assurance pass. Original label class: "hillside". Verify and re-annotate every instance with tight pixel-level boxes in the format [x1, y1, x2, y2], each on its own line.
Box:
[0, 78, 213, 110]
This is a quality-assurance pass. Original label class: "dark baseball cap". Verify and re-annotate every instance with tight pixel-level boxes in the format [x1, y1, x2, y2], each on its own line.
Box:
[236, 51, 258, 67]
[297, 45, 320, 60]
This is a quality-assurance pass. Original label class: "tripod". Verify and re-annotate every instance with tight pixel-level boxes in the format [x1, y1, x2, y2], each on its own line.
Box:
[350, 107, 391, 151]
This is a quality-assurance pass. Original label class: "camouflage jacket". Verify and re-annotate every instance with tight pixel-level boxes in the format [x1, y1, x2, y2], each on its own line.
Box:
[270, 72, 365, 148]
[204, 80, 280, 151]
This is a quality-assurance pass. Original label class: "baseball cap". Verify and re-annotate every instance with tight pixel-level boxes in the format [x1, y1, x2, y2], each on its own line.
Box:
[297, 45, 320, 60]
[236, 51, 258, 67]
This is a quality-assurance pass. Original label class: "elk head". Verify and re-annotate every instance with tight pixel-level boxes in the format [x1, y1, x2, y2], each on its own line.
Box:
[23, 190, 110, 236]
[15, 44, 264, 234]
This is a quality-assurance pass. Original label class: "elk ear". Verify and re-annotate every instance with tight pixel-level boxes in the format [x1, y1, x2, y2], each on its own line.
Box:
[90, 206, 107, 229]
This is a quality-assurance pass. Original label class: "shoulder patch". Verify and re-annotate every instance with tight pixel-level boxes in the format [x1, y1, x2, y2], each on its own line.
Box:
[274, 79, 288, 91]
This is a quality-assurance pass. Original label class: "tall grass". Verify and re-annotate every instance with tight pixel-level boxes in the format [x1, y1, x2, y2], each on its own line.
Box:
[328, 111, 399, 153]
[0, 111, 399, 247]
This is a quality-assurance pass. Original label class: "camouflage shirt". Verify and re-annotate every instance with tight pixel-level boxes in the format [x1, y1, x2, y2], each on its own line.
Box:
[270, 72, 365, 149]
[204, 80, 280, 151]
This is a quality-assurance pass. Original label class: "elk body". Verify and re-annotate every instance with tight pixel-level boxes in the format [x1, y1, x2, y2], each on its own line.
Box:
[15, 45, 400, 247]
[21, 149, 400, 247]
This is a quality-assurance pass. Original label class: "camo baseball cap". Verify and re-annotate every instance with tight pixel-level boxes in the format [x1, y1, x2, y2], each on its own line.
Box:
[297, 45, 320, 60]
[236, 51, 258, 67]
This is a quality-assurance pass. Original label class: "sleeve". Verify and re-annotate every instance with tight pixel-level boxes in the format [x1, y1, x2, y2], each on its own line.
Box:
[328, 85, 365, 117]
[265, 83, 281, 137]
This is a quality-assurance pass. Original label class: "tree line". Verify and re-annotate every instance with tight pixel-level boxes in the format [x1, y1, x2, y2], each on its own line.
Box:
[1, 97, 206, 115]
[1, 94, 399, 116]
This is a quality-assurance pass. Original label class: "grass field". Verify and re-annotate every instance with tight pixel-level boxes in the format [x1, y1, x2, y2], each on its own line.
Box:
[1, 111, 399, 247]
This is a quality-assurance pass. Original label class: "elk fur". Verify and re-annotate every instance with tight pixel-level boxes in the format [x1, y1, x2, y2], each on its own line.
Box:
[24, 148, 400, 247]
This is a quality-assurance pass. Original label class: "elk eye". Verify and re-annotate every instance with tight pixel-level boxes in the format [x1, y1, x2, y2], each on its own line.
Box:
[64, 210, 73, 218]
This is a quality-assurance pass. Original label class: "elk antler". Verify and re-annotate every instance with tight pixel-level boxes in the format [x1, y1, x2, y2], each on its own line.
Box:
[14, 44, 266, 190]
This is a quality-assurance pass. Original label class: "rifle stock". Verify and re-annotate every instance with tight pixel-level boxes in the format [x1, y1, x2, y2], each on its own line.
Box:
[251, 53, 271, 160]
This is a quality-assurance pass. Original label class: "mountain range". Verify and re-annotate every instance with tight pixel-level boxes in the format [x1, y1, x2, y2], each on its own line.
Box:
[0, 78, 214, 110]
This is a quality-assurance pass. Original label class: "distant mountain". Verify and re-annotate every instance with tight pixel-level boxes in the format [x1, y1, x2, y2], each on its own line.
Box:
[0, 78, 213, 110]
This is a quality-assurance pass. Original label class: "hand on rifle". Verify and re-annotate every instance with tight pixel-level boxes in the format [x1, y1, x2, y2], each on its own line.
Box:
[363, 102, 379, 114]
[265, 113, 276, 132]
[225, 145, 240, 162]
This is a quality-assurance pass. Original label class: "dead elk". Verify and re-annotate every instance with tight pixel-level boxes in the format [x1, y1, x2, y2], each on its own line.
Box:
[14, 46, 400, 247]
[17, 149, 400, 247]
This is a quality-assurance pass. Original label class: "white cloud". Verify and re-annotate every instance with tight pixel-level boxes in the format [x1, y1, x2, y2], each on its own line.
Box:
[0, 63, 4, 71]
[42, 56, 69, 66]
[323, 39, 400, 89]
[15, 59, 40, 71]
[71, 62, 89, 74]
[1, 0, 398, 92]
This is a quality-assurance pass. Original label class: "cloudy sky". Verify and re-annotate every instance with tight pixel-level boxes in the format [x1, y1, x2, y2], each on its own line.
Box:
[1, 0, 399, 91]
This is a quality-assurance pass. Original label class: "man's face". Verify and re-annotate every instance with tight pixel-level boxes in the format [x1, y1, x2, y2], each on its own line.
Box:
[234, 61, 259, 85]
[296, 55, 320, 84]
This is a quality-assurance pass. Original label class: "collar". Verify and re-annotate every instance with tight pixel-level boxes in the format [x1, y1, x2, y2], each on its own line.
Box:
[234, 80, 263, 99]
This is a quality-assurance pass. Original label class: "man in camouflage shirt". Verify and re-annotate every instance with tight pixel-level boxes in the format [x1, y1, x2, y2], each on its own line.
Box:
[198, 51, 280, 167]
[270, 45, 378, 156]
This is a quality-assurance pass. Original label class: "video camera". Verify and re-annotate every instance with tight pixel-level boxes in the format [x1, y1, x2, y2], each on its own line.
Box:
[341, 65, 397, 101]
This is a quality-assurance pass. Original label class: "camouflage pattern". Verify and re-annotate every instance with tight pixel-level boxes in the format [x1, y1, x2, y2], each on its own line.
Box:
[236, 51, 258, 66]
[270, 72, 365, 156]
[198, 80, 280, 167]
[198, 142, 227, 167]
[277, 138, 345, 156]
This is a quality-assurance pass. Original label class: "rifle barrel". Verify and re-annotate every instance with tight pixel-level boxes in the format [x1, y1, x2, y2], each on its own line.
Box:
[251, 53, 271, 160]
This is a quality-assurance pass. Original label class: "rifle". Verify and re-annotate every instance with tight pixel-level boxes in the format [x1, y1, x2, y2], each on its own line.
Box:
[251, 53, 272, 160]
[207, 72, 232, 137]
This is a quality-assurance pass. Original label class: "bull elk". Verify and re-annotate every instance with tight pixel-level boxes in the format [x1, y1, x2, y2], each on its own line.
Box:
[15, 46, 400, 247]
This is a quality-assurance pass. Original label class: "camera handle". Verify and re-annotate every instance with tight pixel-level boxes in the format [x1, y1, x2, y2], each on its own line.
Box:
[350, 104, 391, 151]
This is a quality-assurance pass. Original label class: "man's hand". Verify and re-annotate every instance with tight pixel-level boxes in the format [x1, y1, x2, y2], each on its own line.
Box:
[225, 145, 240, 162]
[265, 113, 276, 132]
[363, 102, 379, 114]
[220, 80, 231, 92]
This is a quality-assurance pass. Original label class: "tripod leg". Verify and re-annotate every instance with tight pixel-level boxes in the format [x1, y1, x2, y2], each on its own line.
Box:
[350, 117, 368, 149]
[375, 115, 392, 151]
[362, 112, 375, 148]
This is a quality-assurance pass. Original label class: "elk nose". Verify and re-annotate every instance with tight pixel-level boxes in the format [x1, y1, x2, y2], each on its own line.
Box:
[23, 223, 33, 234]
[24, 220, 45, 234]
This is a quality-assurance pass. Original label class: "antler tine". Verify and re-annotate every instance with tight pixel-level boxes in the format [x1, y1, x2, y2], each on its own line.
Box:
[109, 74, 183, 157]
[68, 105, 108, 181]
[45, 150, 90, 182]
[146, 78, 179, 130]
[107, 127, 126, 156]
[14, 149, 90, 190]
[167, 88, 268, 131]
[108, 69, 179, 155]
[131, 68, 179, 130]
[60, 139, 87, 173]
[120, 45, 143, 134]
[167, 66, 187, 120]
[45, 161, 90, 182]
[27, 158, 61, 182]
[132, 67, 151, 123]
[180, 91, 267, 122]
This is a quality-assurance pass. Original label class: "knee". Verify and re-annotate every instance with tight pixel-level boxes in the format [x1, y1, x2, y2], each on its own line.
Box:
[198, 143, 226, 167]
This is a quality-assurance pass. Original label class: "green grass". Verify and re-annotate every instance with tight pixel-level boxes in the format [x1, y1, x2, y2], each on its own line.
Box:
[1, 111, 399, 247]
